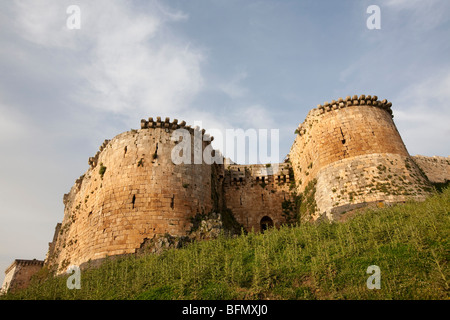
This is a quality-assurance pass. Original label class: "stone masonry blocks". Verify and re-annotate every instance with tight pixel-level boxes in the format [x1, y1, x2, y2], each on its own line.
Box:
[36, 96, 448, 277]
[45, 126, 214, 273]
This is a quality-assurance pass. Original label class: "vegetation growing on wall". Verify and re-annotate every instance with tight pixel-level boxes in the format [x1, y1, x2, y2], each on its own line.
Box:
[282, 179, 318, 224]
[288, 166, 296, 190]
[98, 163, 107, 179]
[300, 179, 318, 219]
[281, 194, 302, 224]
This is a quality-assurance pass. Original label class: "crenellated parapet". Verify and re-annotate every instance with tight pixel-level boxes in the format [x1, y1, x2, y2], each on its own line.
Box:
[141, 116, 182, 130]
[88, 139, 111, 168]
[140, 117, 214, 143]
[224, 163, 291, 186]
[87, 117, 216, 170]
[2, 259, 45, 294]
[296, 95, 393, 137]
[4, 259, 44, 275]
[317, 94, 392, 115]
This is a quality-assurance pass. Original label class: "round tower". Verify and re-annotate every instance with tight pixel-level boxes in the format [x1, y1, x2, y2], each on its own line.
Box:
[289, 95, 432, 221]
[45, 117, 216, 273]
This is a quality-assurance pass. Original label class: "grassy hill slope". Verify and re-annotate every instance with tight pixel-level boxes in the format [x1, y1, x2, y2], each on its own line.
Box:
[3, 188, 449, 300]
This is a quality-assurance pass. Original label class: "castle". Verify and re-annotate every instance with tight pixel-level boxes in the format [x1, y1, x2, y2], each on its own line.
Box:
[2, 94, 450, 293]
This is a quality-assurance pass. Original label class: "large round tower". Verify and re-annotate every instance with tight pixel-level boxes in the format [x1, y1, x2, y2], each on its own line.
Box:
[289, 95, 433, 221]
[45, 117, 217, 273]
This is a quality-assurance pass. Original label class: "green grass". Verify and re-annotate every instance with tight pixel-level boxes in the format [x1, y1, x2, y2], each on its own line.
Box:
[3, 188, 449, 300]
[98, 163, 106, 179]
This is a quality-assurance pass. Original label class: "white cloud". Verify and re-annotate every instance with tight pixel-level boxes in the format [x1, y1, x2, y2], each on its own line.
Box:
[11, 0, 76, 48]
[219, 71, 248, 99]
[239, 104, 277, 129]
[9, 0, 205, 118]
[173, 104, 281, 164]
[393, 70, 450, 156]
[394, 70, 450, 112]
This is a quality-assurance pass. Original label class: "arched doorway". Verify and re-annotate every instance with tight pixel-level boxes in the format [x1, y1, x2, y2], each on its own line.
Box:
[260, 216, 274, 232]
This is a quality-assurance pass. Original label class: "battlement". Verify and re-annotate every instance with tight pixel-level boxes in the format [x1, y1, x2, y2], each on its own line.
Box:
[224, 163, 291, 186]
[87, 118, 215, 169]
[140, 117, 214, 142]
[88, 139, 111, 168]
[5, 259, 44, 274]
[2, 259, 44, 294]
[296, 95, 393, 137]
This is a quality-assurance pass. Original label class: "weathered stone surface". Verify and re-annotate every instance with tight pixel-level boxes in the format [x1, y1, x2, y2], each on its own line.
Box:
[5, 94, 447, 286]
[45, 124, 216, 274]
[288, 97, 439, 220]
[223, 163, 291, 231]
[136, 212, 225, 255]
[1, 260, 44, 294]
[412, 155, 450, 183]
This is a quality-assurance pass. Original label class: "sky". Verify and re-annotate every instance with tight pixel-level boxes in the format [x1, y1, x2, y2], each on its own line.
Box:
[1, 0, 449, 285]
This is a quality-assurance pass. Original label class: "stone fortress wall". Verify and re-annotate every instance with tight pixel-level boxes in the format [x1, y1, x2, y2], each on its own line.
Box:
[45, 117, 216, 273]
[3, 94, 450, 290]
[1, 260, 43, 294]
[288, 95, 435, 221]
[223, 163, 292, 231]
[411, 155, 450, 183]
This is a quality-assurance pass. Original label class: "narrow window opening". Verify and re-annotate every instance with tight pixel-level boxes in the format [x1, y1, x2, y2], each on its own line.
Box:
[153, 143, 159, 160]
[340, 127, 346, 144]
[132, 195, 136, 209]
[170, 195, 174, 210]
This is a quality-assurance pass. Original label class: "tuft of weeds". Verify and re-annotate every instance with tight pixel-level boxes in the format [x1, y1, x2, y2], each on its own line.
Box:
[98, 163, 107, 179]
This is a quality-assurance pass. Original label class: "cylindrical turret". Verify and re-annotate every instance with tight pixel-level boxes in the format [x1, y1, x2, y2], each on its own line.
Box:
[45, 118, 216, 273]
[289, 95, 432, 221]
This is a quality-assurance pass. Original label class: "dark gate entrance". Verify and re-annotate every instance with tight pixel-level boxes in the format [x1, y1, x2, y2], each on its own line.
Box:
[260, 216, 274, 232]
